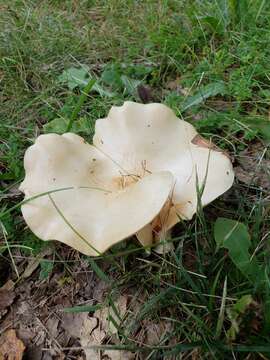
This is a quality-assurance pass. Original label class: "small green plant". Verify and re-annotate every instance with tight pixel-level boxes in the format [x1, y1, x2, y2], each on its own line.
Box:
[214, 218, 262, 283]
[226, 294, 253, 341]
[214, 217, 270, 328]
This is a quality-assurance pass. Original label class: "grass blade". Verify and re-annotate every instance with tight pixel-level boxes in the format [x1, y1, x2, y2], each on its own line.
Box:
[88, 257, 110, 283]
[66, 78, 96, 132]
[63, 304, 102, 313]
[215, 276, 227, 338]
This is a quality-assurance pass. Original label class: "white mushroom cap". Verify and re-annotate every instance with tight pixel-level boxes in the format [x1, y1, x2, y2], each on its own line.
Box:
[93, 102, 234, 245]
[20, 102, 234, 254]
[19, 133, 174, 256]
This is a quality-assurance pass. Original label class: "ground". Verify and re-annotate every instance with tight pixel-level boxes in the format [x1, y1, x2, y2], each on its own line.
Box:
[0, 0, 270, 359]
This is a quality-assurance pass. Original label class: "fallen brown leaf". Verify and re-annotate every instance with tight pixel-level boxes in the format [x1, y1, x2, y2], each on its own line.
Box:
[0, 289, 14, 312]
[62, 312, 101, 360]
[61, 312, 93, 339]
[103, 349, 135, 360]
[0, 280, 15, 312]
[235, 143, 270, 189]
[83, 296, 129, 359]
[62, 296, 131, 360]
[81, 315, 105, 360]
[95, 295, 127, 335]
[0, 329, 25, 360]
[143, 320, 172, 346]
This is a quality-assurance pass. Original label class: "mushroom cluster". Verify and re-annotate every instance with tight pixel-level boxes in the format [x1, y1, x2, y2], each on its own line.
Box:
[20, 102, 234, 256]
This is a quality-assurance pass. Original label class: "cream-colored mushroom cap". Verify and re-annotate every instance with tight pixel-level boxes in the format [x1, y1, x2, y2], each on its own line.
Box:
[93, 102, 234, 246]
[19, 133, 174, 256]
[20, 102, 234, 254]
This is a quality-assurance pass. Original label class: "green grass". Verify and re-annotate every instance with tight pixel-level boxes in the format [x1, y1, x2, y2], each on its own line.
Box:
[1, 0, 270, 358]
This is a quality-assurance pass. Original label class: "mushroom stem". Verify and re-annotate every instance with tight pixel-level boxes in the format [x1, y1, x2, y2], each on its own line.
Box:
[153, 228, 174, 254]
